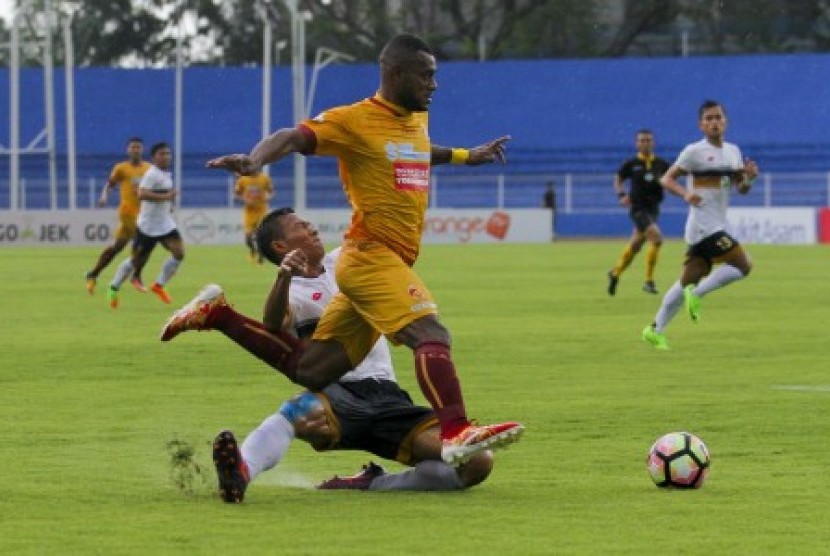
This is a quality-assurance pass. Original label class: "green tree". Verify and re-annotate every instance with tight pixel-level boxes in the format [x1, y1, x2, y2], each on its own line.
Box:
[2, 0, 828, 68]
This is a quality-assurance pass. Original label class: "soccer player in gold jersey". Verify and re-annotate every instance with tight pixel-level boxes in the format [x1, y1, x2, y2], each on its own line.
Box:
[207, 34, 523, 467]
[85, 137, 152, 294]
[234, 170, 273, 263]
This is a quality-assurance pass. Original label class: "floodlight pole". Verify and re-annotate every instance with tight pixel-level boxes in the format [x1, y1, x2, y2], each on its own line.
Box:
[10, 7, 20, 210]
[282, 0, 307, 211]
[259, 5, 273, 177]
[44, 0, 57, 209]
[64, 11, 77, 209]
[174, 16, 184, 208]
[305, 47, 355, 118]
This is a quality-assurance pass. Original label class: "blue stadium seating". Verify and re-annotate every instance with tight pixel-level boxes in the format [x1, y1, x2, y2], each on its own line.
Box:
[2, 54, 829, 209]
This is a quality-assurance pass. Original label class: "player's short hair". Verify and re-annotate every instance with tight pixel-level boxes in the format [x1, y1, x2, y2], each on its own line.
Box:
[255, 207, 295, 265]
[379, 33, 433, 68]
[698, 99, 725, 119]
[150, 142, 170, 156]
[127, 136, 143, 145]
[636, 128, 653, 137]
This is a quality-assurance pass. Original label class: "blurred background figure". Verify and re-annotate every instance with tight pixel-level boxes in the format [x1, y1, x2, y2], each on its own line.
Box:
[542, 180, 556, 240]
[234, 170, 273, 264]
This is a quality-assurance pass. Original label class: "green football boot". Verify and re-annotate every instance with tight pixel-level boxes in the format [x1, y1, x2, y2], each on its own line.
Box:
[683, 284, 701, 323]
[107, 286, 119, 309]
[642, 324, 669, 350]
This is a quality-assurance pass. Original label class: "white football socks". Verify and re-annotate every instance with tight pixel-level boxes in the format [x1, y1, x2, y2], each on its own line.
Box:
[654, 281, 684, 332]
[694, 264, 745, 297]
[156, 256, 181, 286]
[241, 413, 295, 481]
[109, 258, 134, 289]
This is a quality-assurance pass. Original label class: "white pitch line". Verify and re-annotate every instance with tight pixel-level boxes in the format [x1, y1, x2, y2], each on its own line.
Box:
[772, 385, 830, 393]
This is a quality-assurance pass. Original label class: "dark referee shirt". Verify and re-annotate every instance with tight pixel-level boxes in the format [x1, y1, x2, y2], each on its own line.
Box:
[617, 154, 671, 207]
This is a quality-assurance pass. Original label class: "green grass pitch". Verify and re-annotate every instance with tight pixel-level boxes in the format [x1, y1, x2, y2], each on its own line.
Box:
[2, 241, 830, 554]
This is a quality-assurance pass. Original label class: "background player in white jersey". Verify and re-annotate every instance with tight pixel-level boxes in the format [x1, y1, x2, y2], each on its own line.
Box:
[160, 208, 493, 503]
[107, 142, 184, 308]
[642, 100, 759, 350]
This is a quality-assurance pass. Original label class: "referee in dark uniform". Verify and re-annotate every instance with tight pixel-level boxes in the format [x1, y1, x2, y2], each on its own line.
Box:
[607, 129, 670, 296]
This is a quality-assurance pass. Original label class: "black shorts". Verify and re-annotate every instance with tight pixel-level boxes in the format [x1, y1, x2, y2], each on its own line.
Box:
[316, 379, 436, 465]
[133, 228, 181, 256]
[686, 231, 742, 265]
[629, 205, 659, 233]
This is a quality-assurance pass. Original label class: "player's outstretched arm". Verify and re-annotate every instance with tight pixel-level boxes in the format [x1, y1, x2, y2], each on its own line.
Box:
[431, 135, 511, 166]
[207, 127, 311, 176]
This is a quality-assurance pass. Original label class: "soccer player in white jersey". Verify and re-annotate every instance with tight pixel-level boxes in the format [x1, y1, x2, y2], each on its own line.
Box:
[107, 142, 184, 308]
[160, 208, 493, 502]
[642, 100, 759, 350]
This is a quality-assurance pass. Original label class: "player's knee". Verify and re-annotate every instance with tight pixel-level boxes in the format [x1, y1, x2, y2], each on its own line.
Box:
[397, 315, 452, 348]
[294, 367, 332, 392]
[456, 450, 493, 488]
[295, 342, 352, 391]
[278, 392, 322, 424]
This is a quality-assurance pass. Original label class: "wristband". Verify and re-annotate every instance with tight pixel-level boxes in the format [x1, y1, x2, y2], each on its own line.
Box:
[450, 148, 470, 165]
[617, 191, 626, 199]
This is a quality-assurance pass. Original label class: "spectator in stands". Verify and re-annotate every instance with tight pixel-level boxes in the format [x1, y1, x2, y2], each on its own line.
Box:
[607, 129, 671, 296]
[542, 180, 556, 210]
[642, 100, 758, 350]
[85, 137, 151, 295]
[542, 180, 556, 241]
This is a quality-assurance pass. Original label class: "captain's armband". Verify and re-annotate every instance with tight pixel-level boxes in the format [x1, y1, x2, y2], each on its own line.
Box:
[450, 148, 470, 165]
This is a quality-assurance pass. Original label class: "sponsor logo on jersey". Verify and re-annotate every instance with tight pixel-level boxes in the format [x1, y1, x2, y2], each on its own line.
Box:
[411, 301, 437, 312]
[385, 142, 430, 162]
[393, 162, 429, 191]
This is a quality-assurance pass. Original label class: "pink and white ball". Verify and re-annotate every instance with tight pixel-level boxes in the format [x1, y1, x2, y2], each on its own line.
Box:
[647, 432, 710, 489]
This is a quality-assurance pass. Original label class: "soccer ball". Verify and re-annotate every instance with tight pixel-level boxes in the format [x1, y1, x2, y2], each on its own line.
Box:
[647, 431, 710, 489]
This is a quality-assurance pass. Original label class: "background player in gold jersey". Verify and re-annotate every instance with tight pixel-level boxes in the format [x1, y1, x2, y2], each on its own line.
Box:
[234, 170, 273, 263]
[207, 34, 522, 468]
[85, 137, 151, 294]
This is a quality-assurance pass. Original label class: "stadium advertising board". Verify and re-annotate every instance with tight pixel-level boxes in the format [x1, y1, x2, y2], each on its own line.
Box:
[0, 209, 552, 246]
[726, 208, 816, 245]
[818, 208, 830, 244]
[0, 210, 116, 245]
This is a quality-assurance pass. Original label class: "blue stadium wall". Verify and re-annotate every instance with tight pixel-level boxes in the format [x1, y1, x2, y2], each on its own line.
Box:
[1, 53, 829, 234]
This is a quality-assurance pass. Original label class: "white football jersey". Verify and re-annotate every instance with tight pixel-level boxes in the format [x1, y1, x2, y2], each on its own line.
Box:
[137, 165, 176, 236]
[674, 139, 744, 245]
[287, 247, 396, 382]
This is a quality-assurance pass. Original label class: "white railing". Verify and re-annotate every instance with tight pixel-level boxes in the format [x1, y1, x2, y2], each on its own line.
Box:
[5, 171, 830, 212]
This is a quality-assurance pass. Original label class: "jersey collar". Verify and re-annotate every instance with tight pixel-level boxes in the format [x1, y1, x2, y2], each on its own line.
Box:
[370, 93, 411, 117]
[637, 152, 655, 169]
